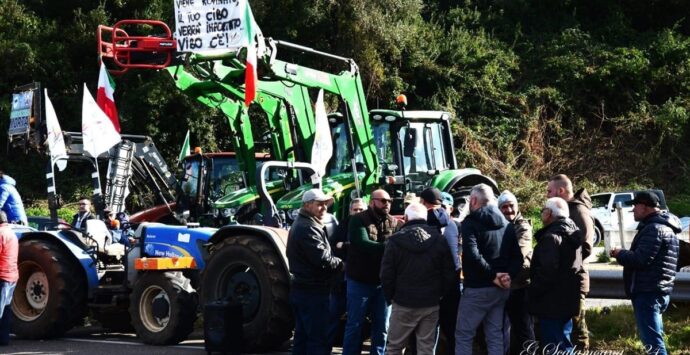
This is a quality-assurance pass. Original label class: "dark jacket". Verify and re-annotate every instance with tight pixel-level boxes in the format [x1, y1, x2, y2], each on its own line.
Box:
[616, 211, 680, 297]
[287, 210, 342, 292]
[461, 204, 521, 288]
[511, 212, 533, 289]
[380, 220, 456, 307]
[569, 188, 594, 293]
[346, 208, 400, 285]
[71, 211, 95, 230]
[0, 175, 27, 224]
[528, 217, 583, 319]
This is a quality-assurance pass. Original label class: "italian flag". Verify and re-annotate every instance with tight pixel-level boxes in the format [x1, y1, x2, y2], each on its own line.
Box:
[244, 2, 257, 107]
[97, 62, 121, 133]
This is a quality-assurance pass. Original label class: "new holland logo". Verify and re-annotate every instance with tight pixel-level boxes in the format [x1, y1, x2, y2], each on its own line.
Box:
[178, 233, 191, 243]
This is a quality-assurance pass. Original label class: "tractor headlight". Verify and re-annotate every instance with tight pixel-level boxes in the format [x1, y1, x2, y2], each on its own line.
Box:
[221, 208, 237, 218]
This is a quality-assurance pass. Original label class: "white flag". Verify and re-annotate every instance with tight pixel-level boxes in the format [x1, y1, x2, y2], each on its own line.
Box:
[44, 89, 68, 171]
[82, 83, 120, 158]
[310, 89, 333, 178]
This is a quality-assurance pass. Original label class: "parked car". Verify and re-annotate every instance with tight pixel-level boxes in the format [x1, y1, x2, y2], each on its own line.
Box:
[590, 189, 671, 249]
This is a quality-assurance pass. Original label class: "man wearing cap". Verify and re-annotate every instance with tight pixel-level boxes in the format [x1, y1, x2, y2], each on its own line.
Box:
[343, 189, 400, 355]
[286, 188, 343, 355]
[610, 191, 679, 355]
[546, 174, 593, 349]
[438, 191, 462, 355]
[420, 187, 450, 231]
[498, 190, 535, 354]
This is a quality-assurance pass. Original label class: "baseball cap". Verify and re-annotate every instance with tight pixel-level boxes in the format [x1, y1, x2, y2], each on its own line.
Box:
[625, 191, 660, 208]
[441, 192, 454, 207]
[302, 189, 334, 204]
[420, 187, 443, 205]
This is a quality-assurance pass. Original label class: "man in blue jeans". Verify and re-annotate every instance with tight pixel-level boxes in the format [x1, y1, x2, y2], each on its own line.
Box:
[611, 191, 679, 355]
[343, 189, 400, 355]
[286, 189, 343, 355]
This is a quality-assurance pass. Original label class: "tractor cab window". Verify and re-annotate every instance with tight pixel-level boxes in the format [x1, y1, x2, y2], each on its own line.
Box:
[209, 157, 244, 201]
[399, 121, 449, 174]
[372, 122, 393, 165]
[329, 122, 364, 176]
[181, 159, 200, 200]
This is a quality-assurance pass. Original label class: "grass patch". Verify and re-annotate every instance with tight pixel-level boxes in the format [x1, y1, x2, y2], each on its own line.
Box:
[588, 302, 690, 354]
[596, 249, 611, 263]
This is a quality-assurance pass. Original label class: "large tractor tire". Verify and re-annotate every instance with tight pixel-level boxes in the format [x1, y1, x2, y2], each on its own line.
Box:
[201, 235, 293, 352]
[129, 271, 198, 345]
[12, 239, 87, 338]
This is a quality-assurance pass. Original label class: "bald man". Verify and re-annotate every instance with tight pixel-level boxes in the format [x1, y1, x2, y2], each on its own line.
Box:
[343, 189, 401, 355]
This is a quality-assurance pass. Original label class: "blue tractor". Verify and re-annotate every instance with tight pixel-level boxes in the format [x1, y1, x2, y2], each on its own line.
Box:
[12, 220, 215, 344]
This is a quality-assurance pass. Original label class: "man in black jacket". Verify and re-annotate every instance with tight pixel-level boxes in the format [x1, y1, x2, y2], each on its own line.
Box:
[71, 197, 95, 230]
[455, 183, 521, 355]
[529, 197, 582, 354]
[380, 203, 456, 354]
[547, 174, 593, 348]
[286, 188, 343, 355]
[611, 191, 679, 355]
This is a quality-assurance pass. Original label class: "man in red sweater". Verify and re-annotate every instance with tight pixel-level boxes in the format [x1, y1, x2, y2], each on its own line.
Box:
[0, 211, 18, 345]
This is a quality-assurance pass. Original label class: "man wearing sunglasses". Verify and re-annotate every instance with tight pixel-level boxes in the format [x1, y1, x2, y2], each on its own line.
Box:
[71, 197, 95, 230]
[342, 189, 400, 355]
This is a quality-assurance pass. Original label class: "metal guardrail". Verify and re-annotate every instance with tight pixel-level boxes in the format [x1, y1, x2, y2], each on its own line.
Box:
[588, 269, 690, 301]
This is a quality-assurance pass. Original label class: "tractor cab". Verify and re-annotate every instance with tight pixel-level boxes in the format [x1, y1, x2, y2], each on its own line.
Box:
[371, 109, 457, 213]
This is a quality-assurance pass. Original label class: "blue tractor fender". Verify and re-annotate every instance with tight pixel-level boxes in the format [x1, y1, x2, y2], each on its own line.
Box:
[207, 224, 290, 275]
[18, 230, 99, 296]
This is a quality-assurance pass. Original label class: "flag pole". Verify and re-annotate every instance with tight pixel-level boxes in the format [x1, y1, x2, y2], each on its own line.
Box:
[91, 141, 104, 217]
[46, 157, 59, 221]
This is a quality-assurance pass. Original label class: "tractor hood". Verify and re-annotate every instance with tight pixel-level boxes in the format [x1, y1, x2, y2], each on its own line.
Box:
[275, 173, 358, 210]
[213, 180, 285, 209]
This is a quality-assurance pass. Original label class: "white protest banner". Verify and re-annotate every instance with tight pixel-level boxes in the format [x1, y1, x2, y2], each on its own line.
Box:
[174, 0, 249, 53]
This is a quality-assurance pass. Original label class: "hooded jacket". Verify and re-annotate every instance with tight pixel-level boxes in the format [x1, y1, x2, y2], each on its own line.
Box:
[380, 220, 456, 307]
[0, 175, 27, 225]
[528, 217, 583, 319]
[569, 188, 594, 293]
[616, 211, 679, 297]
[461, 204, 521, 288]
[286, 210, 342, 292]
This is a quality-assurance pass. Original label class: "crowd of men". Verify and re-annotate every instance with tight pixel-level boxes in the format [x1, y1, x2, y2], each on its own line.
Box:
[286, 174, 680, 355]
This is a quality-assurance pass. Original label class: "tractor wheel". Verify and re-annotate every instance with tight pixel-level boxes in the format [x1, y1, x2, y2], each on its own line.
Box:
[129, 271, 198, 345]
[92, 306, 133, 332]
[201, 235, 293, 352]
[12, 239, 87, 338]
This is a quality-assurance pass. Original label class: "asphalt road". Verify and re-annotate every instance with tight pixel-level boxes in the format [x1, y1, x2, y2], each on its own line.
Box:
[1, 297, 625, 355]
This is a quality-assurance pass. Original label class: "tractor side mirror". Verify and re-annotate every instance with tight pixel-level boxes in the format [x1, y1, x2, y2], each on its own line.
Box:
[403, 128, 417, 157]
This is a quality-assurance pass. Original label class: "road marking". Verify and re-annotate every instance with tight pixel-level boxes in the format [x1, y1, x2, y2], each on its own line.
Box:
[62, 337, 205, 350]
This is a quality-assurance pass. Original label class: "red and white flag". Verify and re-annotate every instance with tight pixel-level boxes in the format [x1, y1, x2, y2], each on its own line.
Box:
[244, 2, 258, 107]
[97, 62, 121, 132]
[82, 83, 121, 158]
